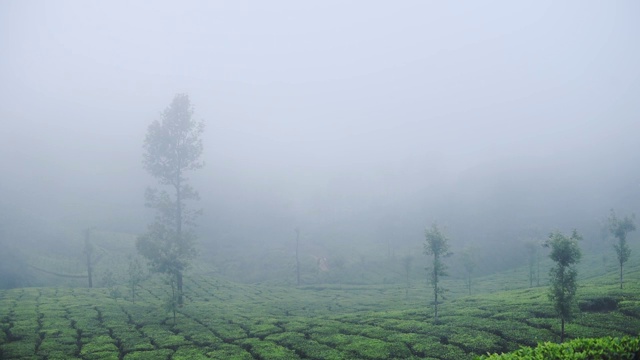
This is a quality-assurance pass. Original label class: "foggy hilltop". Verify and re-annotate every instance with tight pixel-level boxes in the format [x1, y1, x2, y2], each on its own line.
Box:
[1, 1, 640, 287]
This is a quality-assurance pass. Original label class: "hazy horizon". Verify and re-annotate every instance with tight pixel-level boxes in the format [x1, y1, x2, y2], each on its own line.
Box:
[2, 1, 639, 273]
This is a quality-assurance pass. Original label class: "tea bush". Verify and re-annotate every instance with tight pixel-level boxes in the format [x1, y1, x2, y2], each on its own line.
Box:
[477, 336, 640, 359]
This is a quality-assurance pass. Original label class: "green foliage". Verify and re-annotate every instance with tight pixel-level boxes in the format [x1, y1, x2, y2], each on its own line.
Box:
[3, 254, 640, 360]
[205, 344, 253, 359]
[238, 338, 299, 359]
[546, 230, 582, 342]
[102, 269, 122, 300]
[140, 324, 188, 348]
[123, 349, 174, 360]
[266, 332, 345, 360]
[137, 220, 195, 280]
[80, 335, 118, 355]
[608, 209, 636, 289]
[609, 210, 636, 243]
[476, 335, 640, 359]
[137, 93, 204, 303]
[2, 340, 35, 358]
[172, 346, 212, 360]
[424, 223, 452, 323]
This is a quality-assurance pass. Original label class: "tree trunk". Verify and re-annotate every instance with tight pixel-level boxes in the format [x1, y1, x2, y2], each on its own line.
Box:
[175, 175, 184, 304]
[434, 290, 438, 323]
[177, 271, 183, 305]
[620, 262, 623, 289]
[171, 281, 177, 325]
[86, 252, 93, 288]
[434, 266, 439, 324]
[406, 269, 410, 300]
[537, 254, 540, 287]
[560, 318, 565, 343]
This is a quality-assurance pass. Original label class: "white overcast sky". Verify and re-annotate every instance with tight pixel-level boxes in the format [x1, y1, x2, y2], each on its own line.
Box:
[1, 1, 639, 236]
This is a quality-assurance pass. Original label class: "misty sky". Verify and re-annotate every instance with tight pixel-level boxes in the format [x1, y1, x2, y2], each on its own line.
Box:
[1, 1, 640, 254]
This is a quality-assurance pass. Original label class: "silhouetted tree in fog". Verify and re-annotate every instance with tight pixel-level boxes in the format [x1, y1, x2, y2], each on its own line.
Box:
[137, 94, 204, 305]
[546, 229, 582, 343]
[608, 209, 636, 289]
[424, 223, 451, 324]
[83, 227, 95, 288]
[295, 228, 301, 286]
[102, 269, 121, 300]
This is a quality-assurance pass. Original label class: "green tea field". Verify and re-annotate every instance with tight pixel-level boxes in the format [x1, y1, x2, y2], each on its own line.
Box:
[2, 258, 640, 360]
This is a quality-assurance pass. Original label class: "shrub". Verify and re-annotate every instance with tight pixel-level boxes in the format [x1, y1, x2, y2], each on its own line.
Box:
[122, 348, 173, 360]
[476, 336, 640, 359]
[205, 343, 253, 359]
[578, 297, 618, 312]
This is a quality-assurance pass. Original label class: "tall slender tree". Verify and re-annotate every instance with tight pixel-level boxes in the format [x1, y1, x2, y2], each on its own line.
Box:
[608, 209, 636, 289]
[424, 223, 451, 324]
[83, 227, 94, 288]
[295, 228, 301, 286]
[546, 229, 582, 343]
[137, 94, 204, 304]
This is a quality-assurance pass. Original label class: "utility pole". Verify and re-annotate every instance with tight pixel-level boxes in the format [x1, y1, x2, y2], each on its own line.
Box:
[83, 228, 94, 288]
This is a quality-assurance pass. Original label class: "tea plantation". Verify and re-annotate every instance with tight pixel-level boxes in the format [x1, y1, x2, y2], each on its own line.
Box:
[2, 260, 640, 360]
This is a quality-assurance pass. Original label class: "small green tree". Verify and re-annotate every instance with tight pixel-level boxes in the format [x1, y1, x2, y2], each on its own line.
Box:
[546, 229, 582, 343]
[424, 223, 452, 324]
[608, 209, 636, 289]
[102, 269, 121, 301]
[461, 247, 476, 295]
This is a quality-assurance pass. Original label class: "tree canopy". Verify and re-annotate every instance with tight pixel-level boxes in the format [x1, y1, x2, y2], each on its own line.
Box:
[608, 209, 636, 289]
[546, 229, 582, 343]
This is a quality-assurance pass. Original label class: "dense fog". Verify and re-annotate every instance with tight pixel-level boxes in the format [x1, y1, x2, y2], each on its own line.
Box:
[1, 1, 639, 286]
